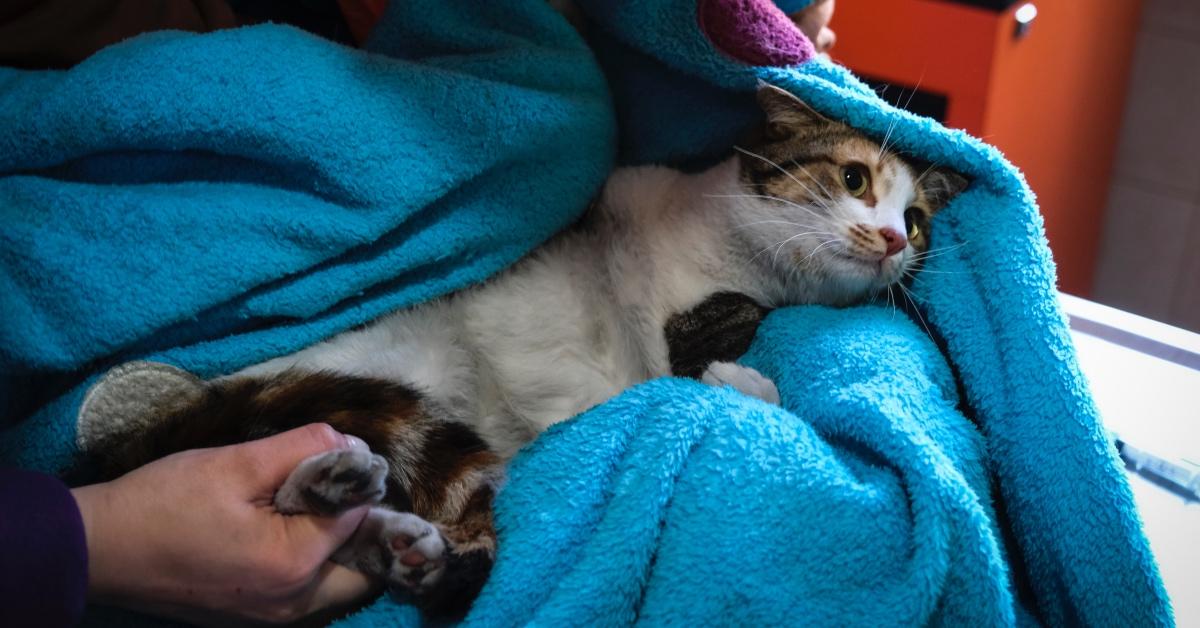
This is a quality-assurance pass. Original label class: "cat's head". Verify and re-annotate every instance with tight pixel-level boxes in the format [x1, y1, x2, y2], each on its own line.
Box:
[734, 84, 968, 305]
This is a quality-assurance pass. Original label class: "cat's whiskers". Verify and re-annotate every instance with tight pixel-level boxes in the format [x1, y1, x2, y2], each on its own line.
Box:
[877, 74, 925, 162]
[894, 281, 936, 344]
[904, 268, 962, 275]
[735, 219, 821, 230]
[772, 230, 831, 265]
[799, 237, 842, 266]
[741, 178, 834, 214]
[901, 266, 930, 288]
[869, 272, 890, 305]
[733, 146, 835, 212]
[913, 161, 942, 189]
[778, 265, 796, 307]
[902, 74, 925, 112]
[705, 193, 827, 221]
[910, 239, 968, 256]
[909, 241, 969, 263]
[877, 114, 900, 163]
[751, 231, 838, 264]
[898, 262, 963, 292]
[787, 159, 836, 201]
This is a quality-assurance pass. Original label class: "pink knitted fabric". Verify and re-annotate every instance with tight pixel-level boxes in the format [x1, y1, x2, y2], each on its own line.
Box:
[697, 0, 812, 67]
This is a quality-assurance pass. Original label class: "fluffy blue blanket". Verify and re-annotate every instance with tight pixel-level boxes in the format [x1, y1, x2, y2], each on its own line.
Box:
[0, 0, 1171, 626]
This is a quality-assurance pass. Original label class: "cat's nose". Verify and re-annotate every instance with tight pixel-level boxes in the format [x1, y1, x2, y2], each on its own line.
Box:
[879, 227, 907, 257]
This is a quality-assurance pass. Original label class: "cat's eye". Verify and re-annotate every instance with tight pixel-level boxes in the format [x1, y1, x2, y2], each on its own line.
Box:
[904, 207, 921, 239]
[842, 165, 868, 197]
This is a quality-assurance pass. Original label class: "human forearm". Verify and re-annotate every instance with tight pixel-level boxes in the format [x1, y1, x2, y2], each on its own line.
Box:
[0, 467, 88, 627]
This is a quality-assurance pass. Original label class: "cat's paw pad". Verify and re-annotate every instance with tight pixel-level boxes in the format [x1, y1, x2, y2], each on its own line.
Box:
[701, 361, 780, 405]
[275, 447, 388, 516]
[383, 513, 447, 594]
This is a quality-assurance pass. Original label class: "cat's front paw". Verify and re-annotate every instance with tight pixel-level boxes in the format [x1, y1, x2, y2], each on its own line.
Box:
[382, 512, 448, 595]
[275, 446, 388, 516]
[700, 361, 780, 405]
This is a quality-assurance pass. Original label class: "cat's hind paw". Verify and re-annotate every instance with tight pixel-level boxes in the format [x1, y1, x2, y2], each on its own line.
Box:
[275, 446, 388, 516]
[382, 512, 448, 595]
[701, 361, 780, 405]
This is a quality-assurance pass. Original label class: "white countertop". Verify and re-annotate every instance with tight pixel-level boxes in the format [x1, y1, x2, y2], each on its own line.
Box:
[1061, 293, 1199, 626]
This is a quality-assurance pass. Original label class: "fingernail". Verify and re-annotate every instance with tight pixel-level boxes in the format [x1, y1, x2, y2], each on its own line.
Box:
[344, 435, 368, 450]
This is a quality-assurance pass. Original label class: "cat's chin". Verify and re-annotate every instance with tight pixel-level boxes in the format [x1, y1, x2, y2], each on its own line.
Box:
[822, 252, 907, 302]
[828, 250, 891, 281]
[830, 251, 879, 271]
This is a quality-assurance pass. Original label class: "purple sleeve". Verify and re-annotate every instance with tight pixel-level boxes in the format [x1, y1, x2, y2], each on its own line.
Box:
[0, 467, 88, 627]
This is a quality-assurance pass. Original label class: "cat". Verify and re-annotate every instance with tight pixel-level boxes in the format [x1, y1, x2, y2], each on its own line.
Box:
[88, 84, 967, 618]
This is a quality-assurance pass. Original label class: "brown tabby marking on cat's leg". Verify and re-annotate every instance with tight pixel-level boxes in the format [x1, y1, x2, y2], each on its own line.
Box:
[664, 291, 780, 404]
[89, 369, 502, 618]
[417, 482, 497, 614]
[665, 292, 769, 380]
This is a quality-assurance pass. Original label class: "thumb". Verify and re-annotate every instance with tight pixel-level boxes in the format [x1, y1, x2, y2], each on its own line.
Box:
[238, 423, 356, 491]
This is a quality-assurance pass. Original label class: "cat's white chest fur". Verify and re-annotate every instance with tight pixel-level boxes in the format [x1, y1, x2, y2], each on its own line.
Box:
[233, 160, 761, 457]
[229, 86, 961, 461]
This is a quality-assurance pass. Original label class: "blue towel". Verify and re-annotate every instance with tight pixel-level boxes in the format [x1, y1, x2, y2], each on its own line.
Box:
[0, 1, 615, 472]
[468, 307, 1010, 626]
[344, 301, 1011, 626]
[0, 0, 1171, 626]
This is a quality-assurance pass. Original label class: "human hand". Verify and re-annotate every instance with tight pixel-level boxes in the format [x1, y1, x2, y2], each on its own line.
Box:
[71, 424, 375, 625]
[792, 0, 837, 54]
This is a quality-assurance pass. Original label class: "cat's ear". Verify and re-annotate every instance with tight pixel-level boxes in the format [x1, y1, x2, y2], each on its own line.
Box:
[756, 82, 831, 140]
[923, 167, 970, 208]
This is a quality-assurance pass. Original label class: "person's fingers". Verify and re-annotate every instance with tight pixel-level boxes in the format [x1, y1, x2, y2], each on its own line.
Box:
[817, 26, 836, 53]
[236, 423, 354, 490]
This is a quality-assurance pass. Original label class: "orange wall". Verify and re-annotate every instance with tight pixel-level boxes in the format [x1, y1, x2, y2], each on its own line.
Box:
[983, 0, 1143, 295]
[830, 0, 998, 133]
[830, 0, 1144, 295]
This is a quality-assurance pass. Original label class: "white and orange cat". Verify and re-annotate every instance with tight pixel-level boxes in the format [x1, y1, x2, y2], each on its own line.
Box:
[92, 85, 966, 617]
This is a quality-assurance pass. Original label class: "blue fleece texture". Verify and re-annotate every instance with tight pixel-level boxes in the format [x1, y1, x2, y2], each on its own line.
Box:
[776, 0, 815, 12]
[0, 0, 1170, 626]
[0, 1, 614, 472]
